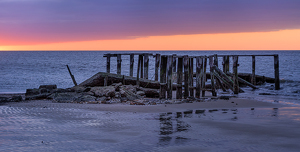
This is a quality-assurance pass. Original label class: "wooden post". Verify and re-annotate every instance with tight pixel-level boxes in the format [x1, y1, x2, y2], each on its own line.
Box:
[202, 57, 207, 97]
[144, 53, 149, 79]
[233, 56, 239, 94]
[172, 54, 177, 73]
[139, 55, 143, 78]
[189, 58, 194, 97]
[223, 56, 229, 74]
[155, 54, 160, 81]
[66, 65, 77, 86]
[177, 57, 183, 99]
[130, 54, 134, 77]
[137, 55, 141, 87]
[117, 54, 121, 75]
[183, 55, 189, 99]
[274, 55, 280, 90]
[196, 57, 203, 98]
[160, 56, 167, 99]
[167, 55, 173, 99]
[106, 54, 111, 73]
[214, 54, 218, 67]
[251, 55, 256, 85]
[209, 56, 217, 96]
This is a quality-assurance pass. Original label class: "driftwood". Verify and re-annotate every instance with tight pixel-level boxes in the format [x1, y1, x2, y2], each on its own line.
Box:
[79, 72, 161, 89]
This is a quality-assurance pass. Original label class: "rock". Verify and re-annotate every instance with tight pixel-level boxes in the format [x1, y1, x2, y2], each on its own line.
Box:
[51, 88, 67, 93]
[77, 95, 96, 102]
[120, 97, 128, 102]
[90, 86, 115, 97]
[0, 97, 9, 103]
[114, 82, 122, 91]
[39, 85, 57, 90]
[259, 93, 277, 95]
[115, 92, 121, 98]
[96, 97, 107, 102]
[25, 93, 51, 100]
[25, 88, 40, 96]
[137, 87, 159, 98]
[53, 92, 80, 103]
[10, 96, 22, 102]
[71, 86, 89, 93]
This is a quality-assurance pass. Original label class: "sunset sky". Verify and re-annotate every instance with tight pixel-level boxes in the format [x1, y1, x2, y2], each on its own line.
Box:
[1, 0, 300, 50]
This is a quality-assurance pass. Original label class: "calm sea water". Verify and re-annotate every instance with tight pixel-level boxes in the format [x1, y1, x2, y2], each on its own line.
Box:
[0, 51, 299, 104]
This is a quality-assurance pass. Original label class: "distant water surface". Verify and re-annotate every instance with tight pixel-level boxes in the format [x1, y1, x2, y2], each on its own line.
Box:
[0, 51, 299, 104]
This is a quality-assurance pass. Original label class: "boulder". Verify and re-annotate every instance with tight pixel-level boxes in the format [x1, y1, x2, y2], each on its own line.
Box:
[90, 86, 115, 97]
[52, 92, 80, 103]
[39, 85, 57, 90]
[10, 96, 22, 102]
[136, 91, 145, 96]
[25, 88, 40, 96]
[0, 97, 9, 103]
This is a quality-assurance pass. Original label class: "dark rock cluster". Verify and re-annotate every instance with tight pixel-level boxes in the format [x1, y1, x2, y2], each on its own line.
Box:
[25, 83, 160, 105]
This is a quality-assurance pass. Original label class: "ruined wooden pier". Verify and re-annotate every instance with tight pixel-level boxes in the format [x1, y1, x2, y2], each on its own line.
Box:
[99, 53, 280, 99]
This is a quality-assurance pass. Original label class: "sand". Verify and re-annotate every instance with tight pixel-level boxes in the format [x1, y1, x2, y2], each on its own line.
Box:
[1, 94, 300, 151]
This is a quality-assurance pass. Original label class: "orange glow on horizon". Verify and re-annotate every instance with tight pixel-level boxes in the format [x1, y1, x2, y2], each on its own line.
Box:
[1, 29, 300, 51]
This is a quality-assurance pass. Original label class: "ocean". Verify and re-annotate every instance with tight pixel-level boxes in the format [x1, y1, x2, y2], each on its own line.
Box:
[0, 51, 300, 105]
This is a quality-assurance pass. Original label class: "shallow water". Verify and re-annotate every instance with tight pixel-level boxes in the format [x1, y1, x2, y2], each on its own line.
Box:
[1, 102, 300, 151]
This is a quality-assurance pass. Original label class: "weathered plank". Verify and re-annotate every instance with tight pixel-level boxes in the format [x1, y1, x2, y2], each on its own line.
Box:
[202, 57, 207, 97]
[155, 54, 160, 81]
[223, 56, 229, 74]
[117, 54, 121, 75]
[130, 54, 134, 77]
[177, 57, 183, 99]
[183, 55, 189, 99]
[274, 55, 280, 90]
[189, 58, 194, 97]
[209, 56, 217, 96]
[167, 55, 173, 99]
[172, 54, 177, 73]
[106, 54, 111, 73]
[144, 54, 149, 79]
[160, 56, 167, 99]
[196, 57, 203, 98]
[233, 56, 239, 94]
[139, 55, 144, 78]
[251, 55, 256, 85]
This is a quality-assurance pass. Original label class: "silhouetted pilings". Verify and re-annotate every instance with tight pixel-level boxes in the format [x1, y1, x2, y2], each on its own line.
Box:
[103, 53, 280, 99]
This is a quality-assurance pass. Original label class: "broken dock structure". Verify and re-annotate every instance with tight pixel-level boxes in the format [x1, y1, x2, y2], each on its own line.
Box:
[92, 53, 280, 99]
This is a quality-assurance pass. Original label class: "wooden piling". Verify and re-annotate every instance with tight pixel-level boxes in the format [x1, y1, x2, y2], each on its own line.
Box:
[233, 56, 239, 94]
[274, 54, 280, 90]
[139, 55, 143, 78]
[144, 54, 149, 79]
[177, 57, 183, 99]
[160, 56, 167, 99]
[172, 54, 177, 73]
[202, 57, 207, 97]
[183, 55, 189, 99]
[130, 54, 134, 77]
[209, 56, 217, 96]
[106, 54, 111, 73]
[137, 55, 141, 87]
[66, 65, 77, 86]
[214, 54, 218, 67]
[155, 54, 160, 81]
[189, 58, 194, 97]
[167, 55, 173, 99]
[223, 56, 229, 74]
[117, 54, 121, 75]
[196, 57, 203, 98]
[251, 55, 256, 85]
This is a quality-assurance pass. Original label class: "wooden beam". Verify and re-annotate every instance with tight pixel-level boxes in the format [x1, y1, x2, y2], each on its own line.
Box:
[155, 54, 160, 81]
[251, 55, 256, 85]
[209, 56, 217, 96]
[130, 54, 134, 77]
[117, 54, 121, 75]
[160, 56, 167, 99]
[183, 55, 189, 99]
[172, 54, 177, 73]
[189, 58, 194, 97]
[177, 57, 183, 99]
[233, 56, 239, 94]
[202, 57, 207, 97]
[144, 53, 149, 79]
[274, 54, 280, 90]
[167, 55, 173, 99]
[106, 54, 111, 73]
[196, 57, 203, 98]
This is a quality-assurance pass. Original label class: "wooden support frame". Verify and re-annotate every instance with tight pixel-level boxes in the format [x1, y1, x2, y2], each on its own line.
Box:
[251, 55, 256, 85]
[196, 57, 203, 98]
[189, 58, 194, 97]
[209, 56, 217, 96]
[202, 57, 207, 97]
[167, 55, 173, 99]
[106, 54, 111, 73]
[274, 55, 280, 90]
[144, 54, 149, 79]
[117, 54, 122, 75]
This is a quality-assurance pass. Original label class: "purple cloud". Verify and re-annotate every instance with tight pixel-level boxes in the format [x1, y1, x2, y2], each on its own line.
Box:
[0, 0, 300, 45]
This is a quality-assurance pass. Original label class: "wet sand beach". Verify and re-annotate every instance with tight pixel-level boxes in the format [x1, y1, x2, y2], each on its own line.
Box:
[1, 95, 300, 152]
